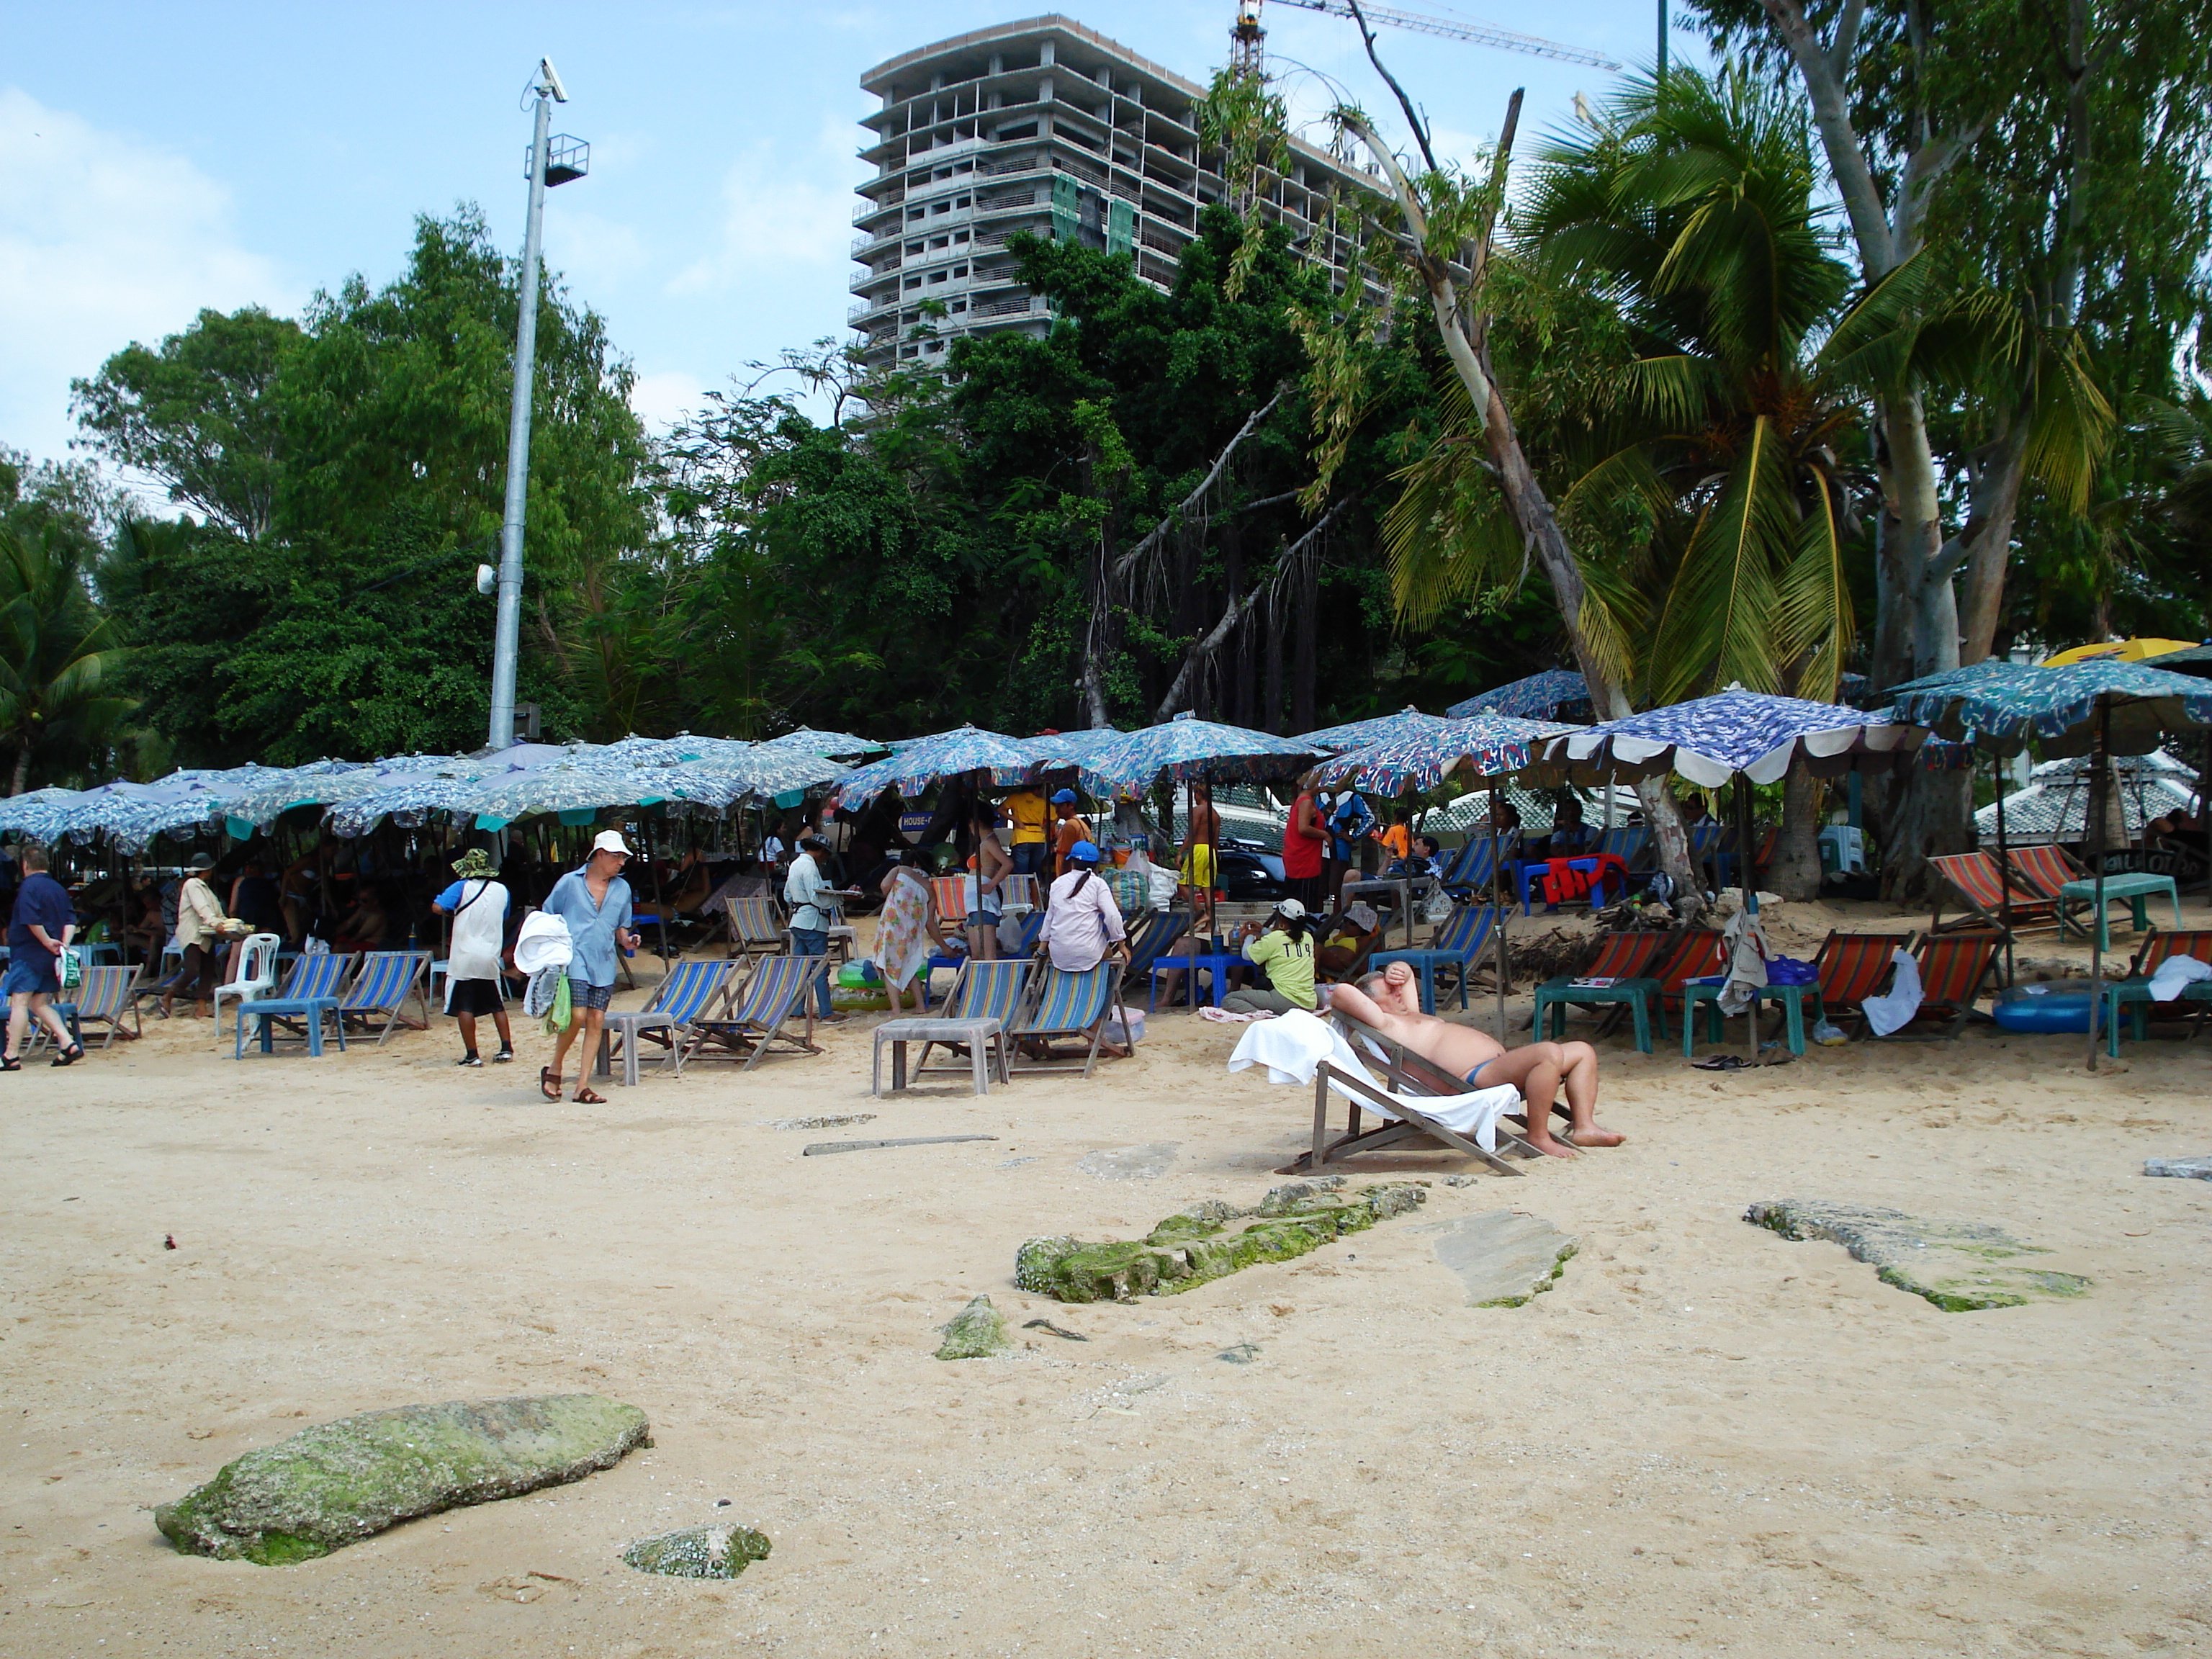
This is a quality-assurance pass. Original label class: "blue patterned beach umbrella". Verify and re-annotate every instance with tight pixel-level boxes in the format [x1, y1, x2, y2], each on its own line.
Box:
[1448, 670, 1593, 723]
[1304, 715, 1575, 796]
[1542, 689, 1928, 786]
[761, 727, 887, 759]
[1886, 660, 2212, 757]
[0, 786, 89, 844]
[1077, 712, 1324, 799]
[832, 725, 1041, 808]
[1294, 706, 1462, 755]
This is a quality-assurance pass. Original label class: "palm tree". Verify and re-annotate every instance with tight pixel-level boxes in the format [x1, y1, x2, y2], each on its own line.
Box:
[0, 524, 136, 796]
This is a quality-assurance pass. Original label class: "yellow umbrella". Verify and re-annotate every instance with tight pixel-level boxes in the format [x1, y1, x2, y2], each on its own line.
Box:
[2042, 637, 2201, 666]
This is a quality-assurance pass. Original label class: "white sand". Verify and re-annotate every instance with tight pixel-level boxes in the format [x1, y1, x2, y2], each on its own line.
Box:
[3, 902, 2208, 1657]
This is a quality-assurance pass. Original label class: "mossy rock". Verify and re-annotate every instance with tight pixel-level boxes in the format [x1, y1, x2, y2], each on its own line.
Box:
[1745, 1200, 2090, 1313]
[623, 1524, 771, 1578]
[935, 1295, 1012, 1359]
[1016, 1182, 1425, 1303]
[155, 1395, 650, 1565]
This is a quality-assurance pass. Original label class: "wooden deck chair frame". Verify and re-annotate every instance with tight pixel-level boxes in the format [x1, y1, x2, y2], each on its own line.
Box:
[69, 963, 145, 1049]
[1927, 851, 2060, 938]
[337, 950, 433, 1045]
[1868, 933, 2000, 1040]
[1007, 961, 1126, 1078]
[2103, 927, 2212, 1054]
[1117, 909, 1190, 996]
[1811, 930, 1917, 1037]
[681, 953, 829, 1072]
[1530, 930, 1675, 1045]
[601, 958, 740, 1084]
[914, 956, 1032, 1079]
[724, 894, 791, 967]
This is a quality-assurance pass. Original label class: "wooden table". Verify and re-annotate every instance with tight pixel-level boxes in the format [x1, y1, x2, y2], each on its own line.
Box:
[871, 1016, 1007, 1097]
[2058, 873, 2183, 950]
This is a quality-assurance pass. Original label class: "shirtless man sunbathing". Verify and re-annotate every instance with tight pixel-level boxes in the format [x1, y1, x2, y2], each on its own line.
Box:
[1327, 961, 1623, 1158]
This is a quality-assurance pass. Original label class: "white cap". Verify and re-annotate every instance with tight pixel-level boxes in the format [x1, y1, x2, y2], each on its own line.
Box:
[1274, 896, 1308, 920]
[591, 830, 632, 858]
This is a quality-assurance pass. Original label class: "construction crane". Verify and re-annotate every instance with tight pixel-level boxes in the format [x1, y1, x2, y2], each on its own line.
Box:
[1232, 0, 1621, 76]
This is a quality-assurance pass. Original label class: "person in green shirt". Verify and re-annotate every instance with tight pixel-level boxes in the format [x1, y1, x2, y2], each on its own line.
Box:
[1222, 898, 1321, 1015]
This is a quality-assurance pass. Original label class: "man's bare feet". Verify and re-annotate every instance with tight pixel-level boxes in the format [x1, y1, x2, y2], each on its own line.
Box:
[1564, 1125, 1627, 1148]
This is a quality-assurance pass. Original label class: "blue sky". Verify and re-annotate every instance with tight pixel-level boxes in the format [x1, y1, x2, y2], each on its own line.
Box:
[1, 1, 1695, 480]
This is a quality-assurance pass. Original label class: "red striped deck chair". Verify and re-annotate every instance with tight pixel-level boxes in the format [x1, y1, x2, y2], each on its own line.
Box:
[1530, 930, 1675, 1050]
[2003, 842, 2085, 900]
[926, 876, 968, 928]
[2103, 928, 2212, 1056]
[1927, 851, 2059, 938]
[1810, 930, 1917, 1035]
[1655, 928, 1728, 1017]
[1871, 933, 2000, 1040]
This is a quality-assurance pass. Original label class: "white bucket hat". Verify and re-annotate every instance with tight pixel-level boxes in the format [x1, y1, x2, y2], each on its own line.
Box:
[590, 830, 632, 858]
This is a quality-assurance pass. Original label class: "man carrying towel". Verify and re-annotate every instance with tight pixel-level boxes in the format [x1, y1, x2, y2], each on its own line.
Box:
[1329, 962, 1621, 1159]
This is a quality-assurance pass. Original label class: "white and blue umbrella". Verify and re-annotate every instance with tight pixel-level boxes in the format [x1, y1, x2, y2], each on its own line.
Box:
[832, 725, 1041, 808]
[1295, 706, 1463, 755]
[1541, 689, 1927, 786]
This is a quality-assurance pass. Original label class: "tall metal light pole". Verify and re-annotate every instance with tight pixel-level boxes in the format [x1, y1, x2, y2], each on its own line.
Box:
[1657, 0, 1668, 83]
[488, 58, 586, 750]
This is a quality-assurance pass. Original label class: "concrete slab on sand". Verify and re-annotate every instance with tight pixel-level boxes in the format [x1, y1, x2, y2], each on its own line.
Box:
[1745, 1198, 2092, 1312]
[1421, 1210, 1578, 1307]
[2145, 1155, 2212, 1180]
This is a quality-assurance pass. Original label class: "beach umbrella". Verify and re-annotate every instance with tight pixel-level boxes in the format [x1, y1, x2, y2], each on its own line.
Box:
[2041, 637, 2201, 667]
[831, 725, 1041, 809]
[1302, 714, 1574, 796]
[1448, 670, 1593, 723]
[760, 727, 887, 759]
[0, 786, 89, 844]
[1295, 706, 1462, 755]
[1888, 658, 2212, 1069]
[1078, 712, 1322, 797]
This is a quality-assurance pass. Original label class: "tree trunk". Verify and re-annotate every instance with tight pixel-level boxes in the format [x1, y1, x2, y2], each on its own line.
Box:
[1292, 562, 1318, 734]
[1264, 611, 1285, 734]
[1773, 759, 1825, 901]
[8, 742, 28, 799]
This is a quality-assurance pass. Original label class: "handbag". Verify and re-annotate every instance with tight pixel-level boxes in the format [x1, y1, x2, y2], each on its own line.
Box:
[58, 945, 83, 990]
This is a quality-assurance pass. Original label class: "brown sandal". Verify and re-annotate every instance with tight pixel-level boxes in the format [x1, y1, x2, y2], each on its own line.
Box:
[572, 1086, 606, 1105]
[539, 1067, 562, 1102]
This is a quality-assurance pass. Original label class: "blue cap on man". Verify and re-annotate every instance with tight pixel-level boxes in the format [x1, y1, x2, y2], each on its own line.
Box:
[1051, 788, 1078, 804]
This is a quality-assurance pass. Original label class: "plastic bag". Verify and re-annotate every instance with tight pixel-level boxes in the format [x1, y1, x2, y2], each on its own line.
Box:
[1418, 886, 1454, 926]
[57, 946, 82, 990]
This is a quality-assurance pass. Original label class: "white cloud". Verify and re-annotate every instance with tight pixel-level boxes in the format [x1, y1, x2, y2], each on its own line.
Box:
[664, 140, 855, 298]
[628, 368, 710, 432]
[0, 86, 294, 469]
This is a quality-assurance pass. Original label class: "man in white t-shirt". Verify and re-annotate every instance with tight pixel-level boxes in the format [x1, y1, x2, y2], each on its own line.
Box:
[432, 848, 513, 1066]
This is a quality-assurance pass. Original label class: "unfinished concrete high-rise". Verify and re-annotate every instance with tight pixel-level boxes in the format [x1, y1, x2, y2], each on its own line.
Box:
[850, 14, 1378, 374]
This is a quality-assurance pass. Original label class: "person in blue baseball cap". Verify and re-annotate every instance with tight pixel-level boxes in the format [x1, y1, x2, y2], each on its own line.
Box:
[1041, 837, 1126, 975]
[1049, 788, 1093, 878]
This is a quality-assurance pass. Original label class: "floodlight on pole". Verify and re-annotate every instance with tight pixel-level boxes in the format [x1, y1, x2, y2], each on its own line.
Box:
[487, 59, 589, 750]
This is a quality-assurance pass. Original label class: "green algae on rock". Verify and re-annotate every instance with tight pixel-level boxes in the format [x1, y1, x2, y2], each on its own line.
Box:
[1745, 1200, 2092, 1312]
[156, 1395, 650, 1565]
[934, 1294, 1012, 1359]
[1016, 1181, 1426, 1304]
[623, 1523, 772, 1578]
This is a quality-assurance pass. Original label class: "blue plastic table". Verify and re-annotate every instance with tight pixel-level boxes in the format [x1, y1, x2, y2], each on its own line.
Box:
[1149, 950, 1241, 1010]
[235, 996, 346, 1058]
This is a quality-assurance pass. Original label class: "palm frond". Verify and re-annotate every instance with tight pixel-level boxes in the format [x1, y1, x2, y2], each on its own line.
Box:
[1649, 415, 1796, 701]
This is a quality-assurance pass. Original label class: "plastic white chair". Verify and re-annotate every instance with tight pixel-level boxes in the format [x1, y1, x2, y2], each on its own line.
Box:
[212, 933, 282, 1048]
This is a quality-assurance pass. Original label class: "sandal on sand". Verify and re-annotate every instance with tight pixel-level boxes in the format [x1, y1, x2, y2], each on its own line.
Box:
[1691, 1054, 1751, 1071]
[0, 1055, 18, 1072]
[572, 1086, 606, 1105]
[539, 1066, 562, 1102]
[50, 1044, 84, 1068]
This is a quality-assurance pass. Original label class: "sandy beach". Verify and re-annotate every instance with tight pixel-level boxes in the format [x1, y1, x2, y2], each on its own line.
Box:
[4, 900, 2208, 1658]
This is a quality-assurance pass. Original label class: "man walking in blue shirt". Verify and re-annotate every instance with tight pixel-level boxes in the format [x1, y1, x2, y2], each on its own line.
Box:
[539, 830, 640, 1103]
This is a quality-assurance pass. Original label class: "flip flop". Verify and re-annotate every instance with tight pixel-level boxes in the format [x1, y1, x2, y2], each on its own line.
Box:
[1691, 1054, 1751, 1071]
[539, 1067, 562, 1102]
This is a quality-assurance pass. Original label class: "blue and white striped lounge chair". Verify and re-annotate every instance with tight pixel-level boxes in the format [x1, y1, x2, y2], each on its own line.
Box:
[1008, 961, 1128, 1078]
[600, 958, 740, 1084]
[724, 894, 790, 968]
[914, 956, 1032, 1082]
[684, 953, 829, 1071]
[63, 963, 144, 1051]
[337, 950, 433, 1046]
[234, 951, 356, 1058]
[1441, 835, 1515, 900]
[1370, 904, 1501, 1015]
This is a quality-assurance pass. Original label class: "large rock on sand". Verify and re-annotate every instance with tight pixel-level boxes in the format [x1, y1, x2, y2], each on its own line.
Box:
[1745, 1200, 2090, 1312]
[156, 1394, 650, 1565]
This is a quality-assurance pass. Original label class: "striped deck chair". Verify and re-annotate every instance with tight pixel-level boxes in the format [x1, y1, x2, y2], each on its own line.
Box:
[1716, 825, 1779, 889]
[999, 910, 1045, 957]
[1927, 851, 2059, 938]
[914, 956, 1032, 1081]
[1598, 825, 1652, 871]
[44, 963, 143, 1051]
[2002, 843, 2098, 935]
[336, 950, 433, 1045]
[998, 873, 1041, 914]
[724, 894, 790, 967]
[1531, 930, 1676, 1051]
[1686, 822, 1725, 886]
[1723, 930, 1916, 1049]
[1007, 961, 1125, 1077]
[235, 950, 356, 1054]
[2101, 928, 2212, 1056]
[1441, 835, 1515, 900]
[1870, 932, 2000, 1040]
[1118, 909, 1190, 996]
[601, 958, 739, 1084]
[1370, 904, 1501, 1014]
[683, 953, 828, 1071]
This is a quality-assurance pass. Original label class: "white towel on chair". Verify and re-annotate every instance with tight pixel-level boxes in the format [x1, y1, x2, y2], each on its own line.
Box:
[2146, 954, 2212, 1002]
[1226, 1010, 1524, 1151]
[1861, 948, 1923, 1037]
